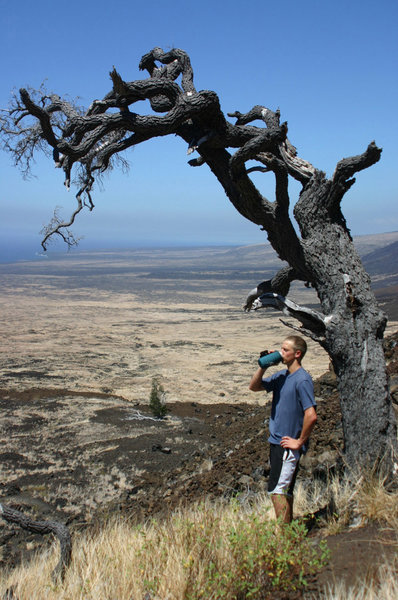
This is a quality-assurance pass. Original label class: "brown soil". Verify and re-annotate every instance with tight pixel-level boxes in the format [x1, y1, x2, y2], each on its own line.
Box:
[305, 522, 398, 596]
[1, 377, 397, 598]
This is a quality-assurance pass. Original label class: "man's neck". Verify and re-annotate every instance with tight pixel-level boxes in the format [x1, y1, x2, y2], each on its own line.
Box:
[287, 361, 302, 375]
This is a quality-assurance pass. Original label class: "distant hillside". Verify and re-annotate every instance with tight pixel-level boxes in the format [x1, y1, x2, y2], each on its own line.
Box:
[1, 231, 397, 284]
[361, 241, 398, 319]
[352, 231, 398, 256]
[361, 240, 398, 277]
[201, 231, 398, 270]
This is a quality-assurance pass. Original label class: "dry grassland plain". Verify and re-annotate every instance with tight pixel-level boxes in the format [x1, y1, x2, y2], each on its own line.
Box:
[0, 245, 343, 517]
[0, 246, 338, 405]
[1, 243, 397, 404]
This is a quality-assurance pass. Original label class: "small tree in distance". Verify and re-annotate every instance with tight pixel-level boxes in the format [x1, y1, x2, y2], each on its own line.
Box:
[0, 47, 396, 476]
[149, 377, 168, 419]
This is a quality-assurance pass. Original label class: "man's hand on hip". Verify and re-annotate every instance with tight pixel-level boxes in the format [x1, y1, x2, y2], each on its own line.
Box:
[280, 436, 302, 450]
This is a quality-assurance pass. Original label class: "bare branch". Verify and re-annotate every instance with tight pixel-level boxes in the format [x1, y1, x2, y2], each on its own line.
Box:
[228, 105, 281, 128]
[243, 266, 299, 311]
[228, 106, 315, 183]
[40, 186, 89, 251]
[251, 292, 329, 336]
[333, 141, 382, 183]
[278, 138, 316, 183]
[139, 47, 196, 94]
[279, 318, 327, 345]
[0, 502, 71, 581]
[329, 141, 382, 209]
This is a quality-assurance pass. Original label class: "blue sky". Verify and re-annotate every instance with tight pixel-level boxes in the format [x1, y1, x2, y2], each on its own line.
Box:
[1, 0, 397, 261]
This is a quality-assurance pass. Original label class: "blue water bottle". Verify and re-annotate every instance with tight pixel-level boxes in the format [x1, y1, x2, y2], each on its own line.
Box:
[258, 350, 282, 368]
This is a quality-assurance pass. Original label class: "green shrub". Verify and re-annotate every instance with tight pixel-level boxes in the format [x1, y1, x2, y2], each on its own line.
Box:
[192, 516, 328, 598]
[149, 377, 168, 418]
[139, 499, 329, 599]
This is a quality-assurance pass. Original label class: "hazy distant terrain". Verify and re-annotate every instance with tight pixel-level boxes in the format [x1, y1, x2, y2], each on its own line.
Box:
[362, 240, 398, 279]
[0, 244, 329, 404]
[0, 231, 397, 401]
[358, 233, 398, 318]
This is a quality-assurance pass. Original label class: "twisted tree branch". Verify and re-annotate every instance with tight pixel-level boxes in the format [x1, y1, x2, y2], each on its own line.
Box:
[329, 141, 382, 210]
[0, 503, 72, 581]
[243, 266, 299, 311]
[0, 47, 381, 258]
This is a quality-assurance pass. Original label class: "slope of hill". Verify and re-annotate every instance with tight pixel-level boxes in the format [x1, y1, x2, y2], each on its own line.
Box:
[352, 231, 398, 256]
[361, 240, 398, 278]
[359, 238, 398, 320]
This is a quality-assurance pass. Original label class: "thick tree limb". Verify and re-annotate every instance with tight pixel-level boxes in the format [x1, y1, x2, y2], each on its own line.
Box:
[332, 141, 382, 184]
[0, 503, 72, 581]
[251, 292, 330, 337]
[328, 142, 382, 211]
[228, 106, 316, 183]
[228, 105, 281, 129]
[279, 319, 327, 345]
[243, 266, 299, 310]
[139, 47, 196, 94]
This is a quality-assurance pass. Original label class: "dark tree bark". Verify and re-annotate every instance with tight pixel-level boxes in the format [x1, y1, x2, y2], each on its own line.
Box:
[1, 47, 396, 474]
[0, 503, 72, 580]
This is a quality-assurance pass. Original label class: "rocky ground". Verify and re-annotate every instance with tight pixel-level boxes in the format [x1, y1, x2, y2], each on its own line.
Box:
[0, 244, 397, 597]
[1, 331, 397, 597]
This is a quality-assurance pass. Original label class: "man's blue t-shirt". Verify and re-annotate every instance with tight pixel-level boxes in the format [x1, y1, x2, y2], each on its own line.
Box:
[262, 367, 316, 451]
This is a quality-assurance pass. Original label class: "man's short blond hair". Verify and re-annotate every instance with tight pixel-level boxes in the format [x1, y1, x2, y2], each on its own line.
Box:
[284, 335, 307, 360]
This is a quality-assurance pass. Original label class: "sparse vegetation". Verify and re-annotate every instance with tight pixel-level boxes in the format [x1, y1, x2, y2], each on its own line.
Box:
[149, 376, 168, 419]
[1, 472, 397, 600]
[0, 496, 328, 599]
[320, 560, 398, 600]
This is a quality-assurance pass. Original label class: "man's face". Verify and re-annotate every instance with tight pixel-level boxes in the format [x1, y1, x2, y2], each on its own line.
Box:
[280, 340, 300, 365]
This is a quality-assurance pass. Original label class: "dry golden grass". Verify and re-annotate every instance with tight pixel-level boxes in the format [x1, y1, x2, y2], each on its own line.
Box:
[0, 495, 325, 600]
[1, 471, 397, 599]
[297, 470, 398, 600]
[293, 460, 398, 534]
[320, 558, 398, 600]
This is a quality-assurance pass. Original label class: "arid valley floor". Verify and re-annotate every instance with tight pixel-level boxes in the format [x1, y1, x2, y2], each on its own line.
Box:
[1, 238, 397, 595]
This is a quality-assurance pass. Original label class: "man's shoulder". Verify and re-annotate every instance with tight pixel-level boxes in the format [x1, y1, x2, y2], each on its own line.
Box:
[295, 367, 316, 405]
[262, 368, 288, 389]
[266, 368, 289, 382]
[294, 367, 313, 382]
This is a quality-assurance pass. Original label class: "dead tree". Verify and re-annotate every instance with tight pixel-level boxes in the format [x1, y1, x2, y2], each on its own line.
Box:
[0, 503, 71, 581]
[1, 47, 396, 474]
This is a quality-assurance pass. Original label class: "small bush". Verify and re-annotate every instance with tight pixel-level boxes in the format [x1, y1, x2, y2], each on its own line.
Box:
[138, 499, 329, 599]
[149, 377, 168, 418]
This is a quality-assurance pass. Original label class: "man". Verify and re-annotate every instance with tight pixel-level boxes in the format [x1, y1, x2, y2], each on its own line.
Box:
[249, 335, 317, 523]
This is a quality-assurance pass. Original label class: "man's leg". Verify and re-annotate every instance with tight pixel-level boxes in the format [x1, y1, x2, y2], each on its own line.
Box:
[271, 494, 293, 524]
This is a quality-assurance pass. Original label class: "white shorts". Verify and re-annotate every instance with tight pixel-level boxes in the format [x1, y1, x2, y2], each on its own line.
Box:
[268, 445, 300, 496]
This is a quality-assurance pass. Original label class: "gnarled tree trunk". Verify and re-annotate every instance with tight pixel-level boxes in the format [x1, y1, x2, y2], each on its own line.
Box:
[0, 503, 72, 581]
[295, 173, 395, 469]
